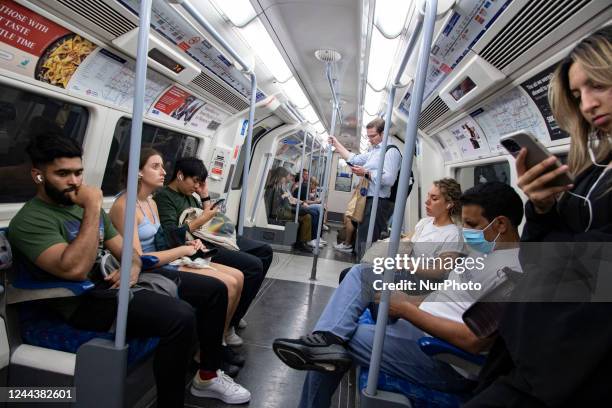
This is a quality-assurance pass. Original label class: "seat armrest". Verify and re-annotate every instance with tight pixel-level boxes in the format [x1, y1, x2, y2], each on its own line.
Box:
[418, 337, 486, 377]
[8, 280, 94, 304]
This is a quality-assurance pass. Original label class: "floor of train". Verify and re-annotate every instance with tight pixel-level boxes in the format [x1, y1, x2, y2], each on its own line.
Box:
[181, 226, 357, 408]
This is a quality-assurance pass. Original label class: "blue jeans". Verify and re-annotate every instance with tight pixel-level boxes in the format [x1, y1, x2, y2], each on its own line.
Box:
[299, 264, 473, 408]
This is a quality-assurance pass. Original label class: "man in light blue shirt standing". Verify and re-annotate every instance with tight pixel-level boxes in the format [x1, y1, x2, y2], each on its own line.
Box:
[328, 118, 401, 257]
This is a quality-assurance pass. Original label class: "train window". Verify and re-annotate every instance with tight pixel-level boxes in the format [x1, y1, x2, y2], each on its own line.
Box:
[456, 161, 511, 191]
[335, 159, 353, 192]
[102, 118, 200, 196]
[0, 84, 89, 204]
[231, 126, 269, 190]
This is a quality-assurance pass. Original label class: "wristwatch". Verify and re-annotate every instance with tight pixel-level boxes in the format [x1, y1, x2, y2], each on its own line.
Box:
[201, 196, 211, 202]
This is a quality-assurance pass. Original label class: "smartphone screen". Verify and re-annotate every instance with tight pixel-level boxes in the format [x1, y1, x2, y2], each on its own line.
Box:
[211, 199, 225, 209]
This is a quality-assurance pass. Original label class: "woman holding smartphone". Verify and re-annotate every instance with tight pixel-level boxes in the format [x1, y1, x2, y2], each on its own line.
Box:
[466, 27, 612, 407]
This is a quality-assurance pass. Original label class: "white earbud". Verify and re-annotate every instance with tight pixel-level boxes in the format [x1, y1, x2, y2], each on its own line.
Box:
[446, 204, 452, 209]
[178, 174, 184, 181]
[36, 175, 43, 183]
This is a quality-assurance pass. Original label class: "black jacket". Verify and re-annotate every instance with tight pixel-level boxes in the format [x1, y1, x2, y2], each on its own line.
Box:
[466, 162, 612, 407]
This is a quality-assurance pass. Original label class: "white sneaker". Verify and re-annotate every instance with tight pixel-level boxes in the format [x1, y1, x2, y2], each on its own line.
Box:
[191, 370, 251, 404]
[225, 327, 243, 346]
[319, 239, 328, 246]
[237, 319, 248, 330]
[322, 224, 330, 231]
[334, 242, 353, 253]
[307, 240, 324, 248]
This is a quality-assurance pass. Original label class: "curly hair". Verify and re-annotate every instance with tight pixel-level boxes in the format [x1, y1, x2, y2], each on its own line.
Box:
[433, 178, 462, 220]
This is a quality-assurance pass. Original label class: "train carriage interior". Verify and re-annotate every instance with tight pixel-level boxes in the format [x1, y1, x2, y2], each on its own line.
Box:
[0, 0, 610, 406]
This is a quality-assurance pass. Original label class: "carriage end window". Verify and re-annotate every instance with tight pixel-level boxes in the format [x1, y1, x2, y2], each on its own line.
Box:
[102, 118, 200, 196]
[0, 84, 89, 203]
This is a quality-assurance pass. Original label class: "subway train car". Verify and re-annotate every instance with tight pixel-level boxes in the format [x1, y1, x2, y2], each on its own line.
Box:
[0, 0, 610, 407]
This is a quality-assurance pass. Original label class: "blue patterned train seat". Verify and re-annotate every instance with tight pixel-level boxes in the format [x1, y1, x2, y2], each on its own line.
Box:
[20, 305, 158, 366]
[357, 308, 470, 408]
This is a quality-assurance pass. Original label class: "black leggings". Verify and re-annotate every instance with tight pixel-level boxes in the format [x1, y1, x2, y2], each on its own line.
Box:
[69, 272, 228, 408]
[208, 235, 272, 326]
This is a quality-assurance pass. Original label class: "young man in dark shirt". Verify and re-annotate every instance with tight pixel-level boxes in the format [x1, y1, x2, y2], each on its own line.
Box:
[154, 157, 273, 343]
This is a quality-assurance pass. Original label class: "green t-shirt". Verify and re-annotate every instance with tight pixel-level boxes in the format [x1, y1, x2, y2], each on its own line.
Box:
[153, 186, 200, 245]
[8, 197, 118, 283]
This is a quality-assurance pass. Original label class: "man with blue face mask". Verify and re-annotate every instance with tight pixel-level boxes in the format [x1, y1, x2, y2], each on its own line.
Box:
[273, 182, 524, 408]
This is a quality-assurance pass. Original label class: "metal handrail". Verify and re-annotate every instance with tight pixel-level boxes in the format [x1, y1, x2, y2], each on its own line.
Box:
[115, 0, 152, 349]
[170, 0, 258, 236]
[364, 10, 424, 251]
[364, 0, 438, 396]
[311, 59, 342, 279]
[294, 132, 308, 222]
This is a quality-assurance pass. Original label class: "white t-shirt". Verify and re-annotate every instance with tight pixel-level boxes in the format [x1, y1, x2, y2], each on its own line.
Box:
[410, 217, 464, 258]
[419, 247, 522, 322]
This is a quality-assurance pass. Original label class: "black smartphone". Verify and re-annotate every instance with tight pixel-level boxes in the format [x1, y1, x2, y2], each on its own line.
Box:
[211, 198, 225, 209]
[346, 161, 355, 167]
[500, 131, 573, 187]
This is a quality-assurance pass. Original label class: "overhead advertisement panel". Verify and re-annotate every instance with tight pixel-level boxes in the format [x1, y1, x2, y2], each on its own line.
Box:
[398, 0, 511, 116]
[0, 0, 95, 87]
[119, 0, 266, 103]
[0, 0, 172, 112]
[446, 116, 491, 160]
[68, 48, 171, 110]
[150, 85, 229, 137]
[470, 87, 551, 153]
[520, 64, 569, 142]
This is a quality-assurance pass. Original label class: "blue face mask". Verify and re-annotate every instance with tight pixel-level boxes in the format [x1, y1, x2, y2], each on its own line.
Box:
[462, 218, 500, 254]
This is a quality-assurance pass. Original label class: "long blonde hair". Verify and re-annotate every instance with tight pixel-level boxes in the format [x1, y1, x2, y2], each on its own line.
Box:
[549, 26, 612, 176]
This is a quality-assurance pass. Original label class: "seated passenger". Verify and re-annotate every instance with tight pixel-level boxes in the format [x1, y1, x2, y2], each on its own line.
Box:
[264, 166, 316, 251]
[272, 182, 524, 408]
[7, 134, 249, 406]
[109, 148, 246, 374]
[466, 27, 612, 407]
[153, 157, 272, 345]
[337, 178, 463, 281]
[293, 169, 328, 238]
[307, 176, 329, 231]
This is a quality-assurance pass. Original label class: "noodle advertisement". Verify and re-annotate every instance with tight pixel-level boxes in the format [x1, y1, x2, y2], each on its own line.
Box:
[0, 0, 96, 87]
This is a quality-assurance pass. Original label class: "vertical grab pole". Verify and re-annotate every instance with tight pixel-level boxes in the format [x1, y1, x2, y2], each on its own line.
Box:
[175, 0, 258, 236]
[115, 0, 152, 349]
[364, 15, 424, 251]
[308, 133, 316, 183]
[310, 106, 337, 280]
[365, 0, 437, 396]
[364, 90, 393, 251]
[238, 73, 257, 235]
[316, 144, 324, 187]
[294, 132, 308, 223]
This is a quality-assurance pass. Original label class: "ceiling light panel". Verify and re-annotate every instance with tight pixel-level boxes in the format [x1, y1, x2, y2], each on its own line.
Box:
[364, 85, 383, 114]
[209, 0, 257, 27]
[240, 19, 292, 82]
[281, 78, 309, 108]
[367, 28, 401, 90]
[299, 105, 320, 123]
[375, 0, 414, 38]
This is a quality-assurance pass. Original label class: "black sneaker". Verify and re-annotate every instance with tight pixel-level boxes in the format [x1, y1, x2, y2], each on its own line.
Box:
[223, 345, 246, 367]
[272, 333, 352, 373]
[221, 361, 241, 378]
[292, 242, 313, 253]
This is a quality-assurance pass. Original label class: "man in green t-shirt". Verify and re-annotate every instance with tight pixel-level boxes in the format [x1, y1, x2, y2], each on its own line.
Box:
[8, 134, 239, 407]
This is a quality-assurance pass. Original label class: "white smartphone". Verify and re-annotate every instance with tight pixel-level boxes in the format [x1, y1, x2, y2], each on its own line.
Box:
[500, 131, 573, 187]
